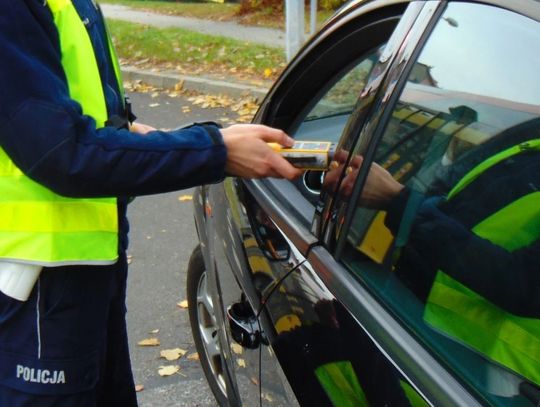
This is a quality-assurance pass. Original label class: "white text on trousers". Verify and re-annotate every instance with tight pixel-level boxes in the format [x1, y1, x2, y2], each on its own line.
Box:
[16, 365, 66, 384]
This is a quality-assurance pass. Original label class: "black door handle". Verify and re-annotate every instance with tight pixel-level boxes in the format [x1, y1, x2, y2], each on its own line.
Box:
[227, 302, 262, 349]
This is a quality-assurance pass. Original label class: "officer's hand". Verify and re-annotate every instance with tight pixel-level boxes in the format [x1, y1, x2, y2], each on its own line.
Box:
[130, 122, 156, 135]
[221, 124, 302, 180]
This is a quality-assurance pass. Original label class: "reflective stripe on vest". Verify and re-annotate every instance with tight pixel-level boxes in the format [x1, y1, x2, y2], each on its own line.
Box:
[0, 0, 121, 265]
[424, 139, 540, 386]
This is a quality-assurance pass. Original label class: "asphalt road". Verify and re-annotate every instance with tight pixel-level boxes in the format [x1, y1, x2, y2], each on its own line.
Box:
[124, 89, 238, 406]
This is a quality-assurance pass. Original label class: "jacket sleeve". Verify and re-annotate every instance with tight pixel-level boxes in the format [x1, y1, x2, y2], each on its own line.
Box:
[403, 196, 540, 318]
[0, 2, 227, 198]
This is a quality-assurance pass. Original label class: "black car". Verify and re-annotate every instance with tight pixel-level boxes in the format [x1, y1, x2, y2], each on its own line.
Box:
[187, 0, 540, 405]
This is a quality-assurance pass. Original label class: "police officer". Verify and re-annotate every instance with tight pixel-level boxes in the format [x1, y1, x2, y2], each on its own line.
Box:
[0, 0, 300, 404]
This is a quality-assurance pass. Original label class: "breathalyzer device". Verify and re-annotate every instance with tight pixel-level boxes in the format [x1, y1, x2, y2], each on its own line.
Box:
[268, 141, 334, 171]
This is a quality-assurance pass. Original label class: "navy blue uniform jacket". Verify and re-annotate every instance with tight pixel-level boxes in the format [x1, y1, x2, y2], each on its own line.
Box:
[0, 0, 226, 200]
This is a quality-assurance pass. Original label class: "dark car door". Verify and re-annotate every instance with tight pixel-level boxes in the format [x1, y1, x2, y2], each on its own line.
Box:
[236, 1, 443, 405]
[298, 1, 540, 406]
[207, 1, 420, 404]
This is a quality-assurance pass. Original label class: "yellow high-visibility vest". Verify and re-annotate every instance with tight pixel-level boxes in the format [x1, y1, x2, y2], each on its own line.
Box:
[0, 0, 123, 265]
[424, 139, 540, 386]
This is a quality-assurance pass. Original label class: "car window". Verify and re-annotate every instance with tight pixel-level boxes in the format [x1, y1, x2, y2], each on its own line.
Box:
[338, 3, 540, 405]
[294, 53, 380, 143]
[289, 46, 387, 203]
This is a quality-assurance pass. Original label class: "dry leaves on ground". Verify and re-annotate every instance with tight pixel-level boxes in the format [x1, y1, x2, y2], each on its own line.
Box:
[124, 80, 161, 94]
[137, 337, 160, 347]
[160, 348, 187, 361]
[231, 343, 243, 355]
[158, 365, 180, 377]
[177, 300, 189, 309]
[187, 352, 199, 361]
[188, 94, 234, 109]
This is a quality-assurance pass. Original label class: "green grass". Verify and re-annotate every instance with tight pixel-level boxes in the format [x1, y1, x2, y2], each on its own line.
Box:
[107, 19, 286, 79]
[101, 0, 334, 30]
[102, 0, 240, 21]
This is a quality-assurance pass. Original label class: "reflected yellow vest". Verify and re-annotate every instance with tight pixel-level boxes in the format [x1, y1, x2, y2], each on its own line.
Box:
[0, 0, 123, 265]
[424, 139, 540, 386]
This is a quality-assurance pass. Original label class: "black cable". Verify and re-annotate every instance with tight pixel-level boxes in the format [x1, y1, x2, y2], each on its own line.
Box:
[256, 259, 306, 318]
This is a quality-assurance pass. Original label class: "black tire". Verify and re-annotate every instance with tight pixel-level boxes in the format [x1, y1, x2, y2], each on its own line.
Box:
[186, 245, 229, 406]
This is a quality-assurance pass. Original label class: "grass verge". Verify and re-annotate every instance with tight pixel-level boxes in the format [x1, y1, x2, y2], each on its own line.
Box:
[108, 19, 286, 81]
[102, 0, 334, 30]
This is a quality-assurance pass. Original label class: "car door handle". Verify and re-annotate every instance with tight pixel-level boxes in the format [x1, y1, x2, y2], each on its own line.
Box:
[227, 302, 265, 349]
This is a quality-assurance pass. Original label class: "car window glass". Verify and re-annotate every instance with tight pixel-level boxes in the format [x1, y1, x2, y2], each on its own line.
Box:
[305, 58, 377, 124]
[290, 46, 385, 203]
[293, 49, 381, 144]
[337, 3, 540, 405]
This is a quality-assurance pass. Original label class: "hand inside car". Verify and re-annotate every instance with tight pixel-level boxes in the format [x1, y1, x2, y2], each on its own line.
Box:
[323, 151, 404, 208]
[221, 124, 302, 180]
[357, 158, 404, 208]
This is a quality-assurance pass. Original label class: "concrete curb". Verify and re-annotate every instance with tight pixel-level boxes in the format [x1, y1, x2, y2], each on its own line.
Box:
[121, 66, 271, 99]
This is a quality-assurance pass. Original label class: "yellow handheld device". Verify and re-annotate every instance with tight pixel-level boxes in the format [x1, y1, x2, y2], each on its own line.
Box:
[268, 141, 334, 170]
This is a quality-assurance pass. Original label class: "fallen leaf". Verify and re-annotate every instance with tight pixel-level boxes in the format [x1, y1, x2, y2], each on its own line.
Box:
[250, 376, 259, 385]
[263, 68, 273, 78]
[188, 94, 234, 109]
[187, 352, 199, 361]
[160, 348, 187, 361]
[158, 365, 180, 376]
[174, 80, 185, 91]
[151, 92, 159, 98]
[149, 103, 160, 108]
[137, 338, 160, 347]
[237, 358, 246, 368]
[177, 300, 189, 309]
[135, 384, 144, 392]
[149, 329, 160, 334]
[263, 393, 273, 402]
[178, 195, 193, 202]
[231, 343, 243, 355]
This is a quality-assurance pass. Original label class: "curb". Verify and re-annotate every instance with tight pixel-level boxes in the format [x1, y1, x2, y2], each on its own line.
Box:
[121, 66, 271, 99]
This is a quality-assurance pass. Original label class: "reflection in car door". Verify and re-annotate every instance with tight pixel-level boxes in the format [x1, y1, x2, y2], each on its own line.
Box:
[242, 4, 437, 405]
[246, 2, 469, 406]
[207, 177, 307, 405]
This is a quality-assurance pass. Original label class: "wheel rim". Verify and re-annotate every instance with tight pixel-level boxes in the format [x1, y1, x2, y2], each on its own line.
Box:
[196, 270, 227, 396]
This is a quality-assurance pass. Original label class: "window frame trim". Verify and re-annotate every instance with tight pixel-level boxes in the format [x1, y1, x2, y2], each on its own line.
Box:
[333, 0, 447, 259]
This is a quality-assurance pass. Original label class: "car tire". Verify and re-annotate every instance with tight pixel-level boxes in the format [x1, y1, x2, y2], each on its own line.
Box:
[186, 245, 229, 406]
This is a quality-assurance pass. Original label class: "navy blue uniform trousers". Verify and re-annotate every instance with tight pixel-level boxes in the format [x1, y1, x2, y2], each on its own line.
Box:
[0, 253, 137, 406]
